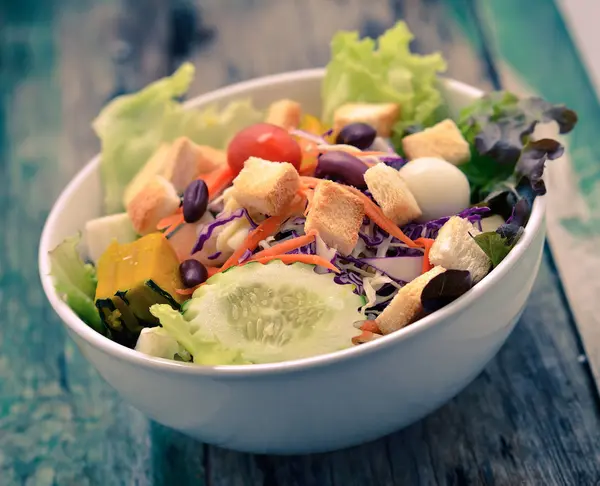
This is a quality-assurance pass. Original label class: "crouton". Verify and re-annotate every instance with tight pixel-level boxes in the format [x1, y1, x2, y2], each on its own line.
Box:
[124, 138, 226, 207]
[376, 266, 446, 334]
[304, 180, 364, 255]
[265, 99, 302, 130]
[428, 216, 491, 283]
[123, 143, 171, 208]
[402, 119, 471, 165]
[364, 163, 422, 225]
[232, 157, 300, 216]
[333, 103, 400, 137]
[127, 175, 180, 235]
[162, 138, 226, 193]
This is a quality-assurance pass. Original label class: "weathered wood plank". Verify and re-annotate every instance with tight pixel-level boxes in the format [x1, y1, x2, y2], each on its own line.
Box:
[0, 2, 204, 485]
[196, 252, 600, 486]
[184, 0, 493, 96]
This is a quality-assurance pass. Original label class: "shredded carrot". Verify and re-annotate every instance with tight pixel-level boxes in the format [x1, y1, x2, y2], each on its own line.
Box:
[250, 231, 317, 261]
[156, 166, 236, 232]
[157, 208, 183, 230]
[300, 176, 321, 189]
[360, 320, 381, 333]
[300, 177, 421, 250]
[201, 165, 236, 200]
[220, 214, 287, 272]
[415, 237, 434, 273]
[248, 254, 340, 273]
[345, 186, 421, 249]
[354, 151, 390, 157]
[352, 330, 380, 345]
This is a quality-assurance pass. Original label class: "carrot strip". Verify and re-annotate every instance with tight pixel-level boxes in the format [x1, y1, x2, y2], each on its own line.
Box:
[157, 208, 183, 230]
[248, 254, 340, 273]
[157, 166, 236, 232]
[354, 151, 390, 157]
[300, 178, 421, 249]
[300, 176, 321, 189]
[345, 186, 420, 249]
[250, 231, 317, 260]
[220, 214, 287, 272]
[360, 320, 381, 333]
[415, 237, 435, 273]
[201, 165, 236, 200]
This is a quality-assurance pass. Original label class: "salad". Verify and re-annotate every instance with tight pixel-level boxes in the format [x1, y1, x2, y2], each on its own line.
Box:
[49, 22, 578, 365]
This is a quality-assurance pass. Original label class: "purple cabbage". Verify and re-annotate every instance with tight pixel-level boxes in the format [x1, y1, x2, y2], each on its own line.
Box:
[400, 207, 490, 242]
[207, 251, 222, 260]
[379, 156, 407, 170]
[338, 254, 408, 286]
[192, 209, 252, 254]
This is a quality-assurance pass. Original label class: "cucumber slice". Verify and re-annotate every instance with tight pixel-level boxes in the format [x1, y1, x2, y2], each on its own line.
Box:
[154, 261, 365, 364]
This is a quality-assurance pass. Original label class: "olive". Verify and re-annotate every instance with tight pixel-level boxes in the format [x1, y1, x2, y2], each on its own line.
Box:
[315, 151, 368, 188]
[182, 180, 209, 223]
[179, 259, 209, 288]
[335, 123, 377, 150]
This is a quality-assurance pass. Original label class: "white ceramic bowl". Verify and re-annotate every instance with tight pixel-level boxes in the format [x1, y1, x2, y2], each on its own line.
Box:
[39, 69, 546, 455]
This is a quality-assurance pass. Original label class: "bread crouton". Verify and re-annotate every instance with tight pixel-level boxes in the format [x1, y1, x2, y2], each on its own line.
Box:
[124, 138, 226, 207]
[364, 163, 422, 225]
[123, 143, 171, 208]
[127, 175, 180, 235]
[304, 180, 364, 255]
[402, 119, 470, 166]
[428, 216, 491, 283]
[333, 103, 400, 137]
[232, 157, 300, 216]
[376, 266, 446, 334]
[265, 99, 302, 130]
[162, 138, 226, 193]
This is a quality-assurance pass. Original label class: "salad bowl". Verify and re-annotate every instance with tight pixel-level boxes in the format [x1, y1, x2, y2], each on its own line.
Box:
[39, 68, 546, 454]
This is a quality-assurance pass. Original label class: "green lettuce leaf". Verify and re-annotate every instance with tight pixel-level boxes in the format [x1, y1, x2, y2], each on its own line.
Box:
[457, 91, 578, 201]
[321, 21, 446, 140]
[49, 234, 105, 334]
[93, 62, 263, 213]
[472, 231, 519, 268]
[149, 304, 247, 365]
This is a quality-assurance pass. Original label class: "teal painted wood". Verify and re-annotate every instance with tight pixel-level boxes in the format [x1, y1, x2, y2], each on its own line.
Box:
[1, 0, 600, 484]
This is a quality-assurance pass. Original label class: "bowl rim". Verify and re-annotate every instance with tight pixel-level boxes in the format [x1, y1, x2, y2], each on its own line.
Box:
[39, 68, 546, 378]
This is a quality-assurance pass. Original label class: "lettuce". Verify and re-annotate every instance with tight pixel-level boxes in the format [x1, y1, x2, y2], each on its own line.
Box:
[457, 91, 578, 201]
[149, 304, 246, 365]
[49, 234, 104, 334]
[93, 62, 263, 213]
[321, 21, 446, 141]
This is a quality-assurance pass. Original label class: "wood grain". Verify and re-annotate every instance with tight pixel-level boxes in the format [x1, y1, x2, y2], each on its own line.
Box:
[1, 0, 600, 484]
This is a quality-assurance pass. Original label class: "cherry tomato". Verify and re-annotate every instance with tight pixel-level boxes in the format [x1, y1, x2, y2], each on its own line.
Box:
[227, 123, 303, 173]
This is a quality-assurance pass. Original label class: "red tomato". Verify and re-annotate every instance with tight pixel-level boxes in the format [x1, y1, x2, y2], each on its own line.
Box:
[227, 123, 303, 173]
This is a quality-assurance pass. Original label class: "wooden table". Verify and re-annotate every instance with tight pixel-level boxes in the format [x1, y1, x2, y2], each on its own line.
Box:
[2, 1, 600, 484]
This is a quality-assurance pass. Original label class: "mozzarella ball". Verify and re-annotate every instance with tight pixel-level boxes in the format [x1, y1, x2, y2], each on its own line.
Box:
[480, 214, 506, 233]
[399, 156, 470, 222]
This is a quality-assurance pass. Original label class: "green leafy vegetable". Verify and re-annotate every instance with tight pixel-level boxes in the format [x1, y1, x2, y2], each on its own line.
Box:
[149, 304, 246, 365]
[515, 138, 564, 196]
[49, 234, 105, 334]
[321, 21, 446, 141]
[472, 231, 520, 268]
[458, 91, 578, 202]
[93, 62, 263, 213]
